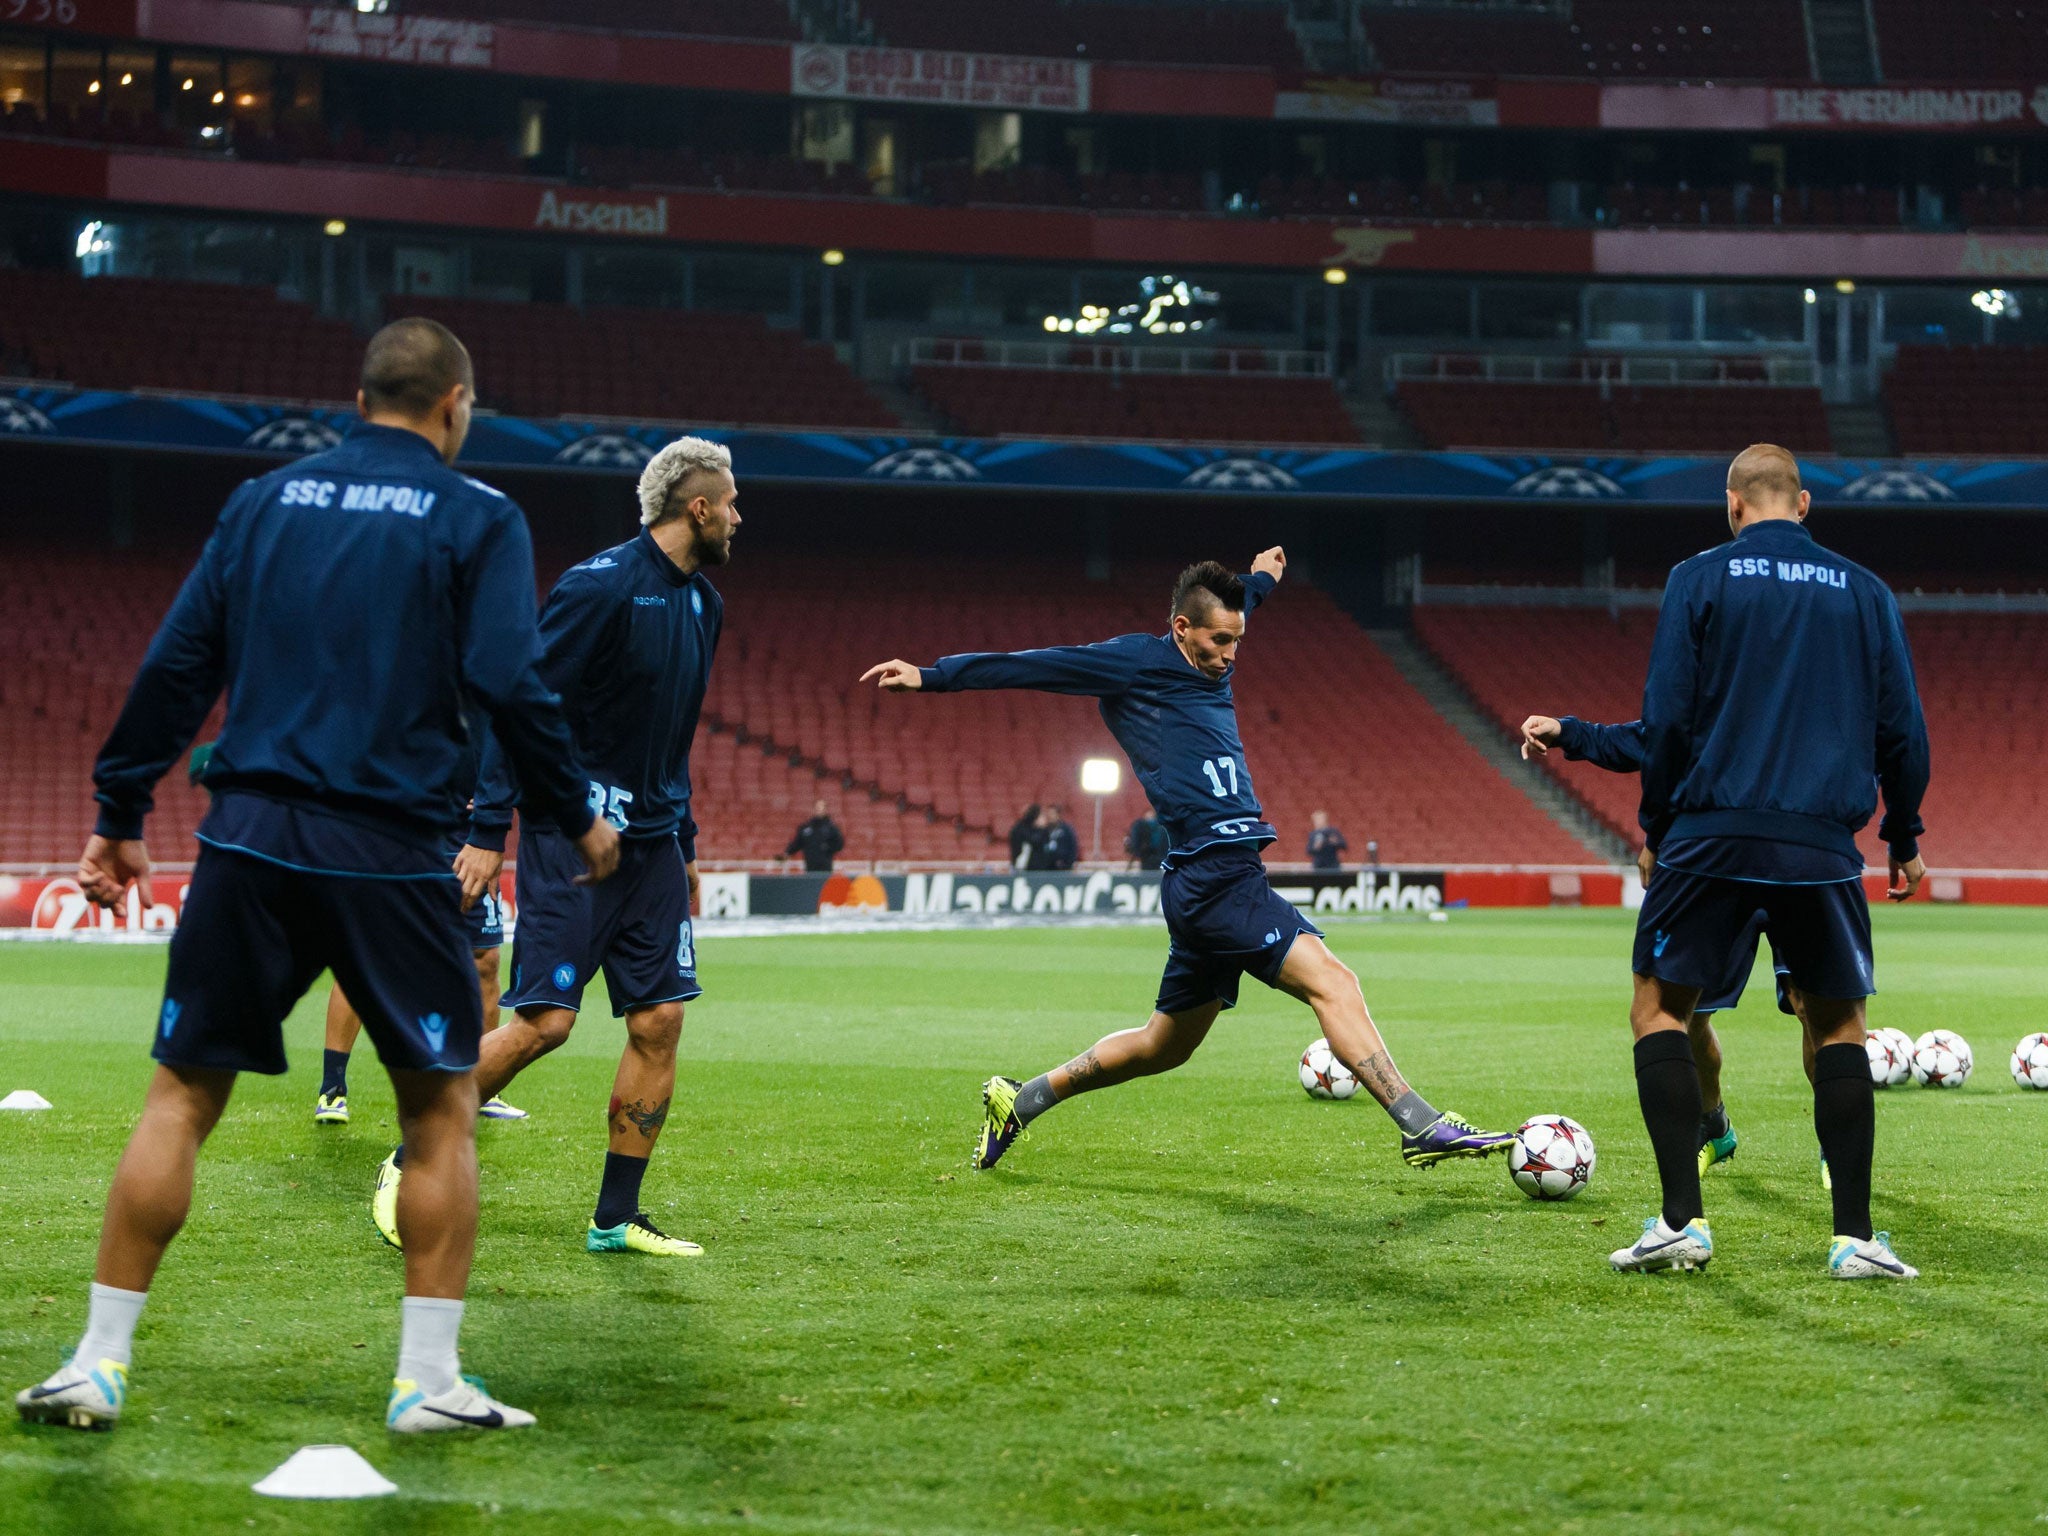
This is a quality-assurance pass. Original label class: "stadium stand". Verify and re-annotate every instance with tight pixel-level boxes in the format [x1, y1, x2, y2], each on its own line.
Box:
[696, 556, 1596, 866]
[1361, 0, 1814, 79]
[384, 297, 897, 428]
[381, 0, 800, 39]
[856, 0, 1304, 68]
[1868, 0, 2048, 82]
[0, 542, 1599, 869]
[1395, 379, 1831, 453]
[1412, 605, 2048, 872]
[0, 270, 361, 400]
[1886, 345, 2045, 458]
[912, 365, 1359, 445]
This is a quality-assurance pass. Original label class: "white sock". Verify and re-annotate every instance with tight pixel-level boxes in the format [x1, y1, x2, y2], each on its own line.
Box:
[397, 1296, 464, 1396]
[75, 1282, 147, 1368]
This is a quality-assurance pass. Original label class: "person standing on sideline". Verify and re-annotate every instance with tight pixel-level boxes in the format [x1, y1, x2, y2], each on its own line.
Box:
[373, 436, 736, 1262]
[16, 318, 618, 1435]
[1125, 809, 1170, 871]
[1607, 444, 1928, 1281]
[1307, 810, 1347, 871]
[1007, 803, 1041, 869]
[1037, 805, 1079, 870]
[784, 799, 845, 872]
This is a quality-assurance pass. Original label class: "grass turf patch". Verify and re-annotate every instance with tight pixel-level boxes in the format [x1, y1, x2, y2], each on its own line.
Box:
[3, 905, 2047, 1533]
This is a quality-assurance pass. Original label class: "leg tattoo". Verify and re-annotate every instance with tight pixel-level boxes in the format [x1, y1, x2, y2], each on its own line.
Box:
[1347, 1050, 1411, 1105]
[609, 1095, 671, 1142]
[1058, 1047, 1106, 1094]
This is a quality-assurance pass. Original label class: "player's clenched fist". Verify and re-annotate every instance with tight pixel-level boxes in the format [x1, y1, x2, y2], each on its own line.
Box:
[861, 660, 923, 691]
[1519, 715, 1563, 759]
[1251, 546, 1286, 582]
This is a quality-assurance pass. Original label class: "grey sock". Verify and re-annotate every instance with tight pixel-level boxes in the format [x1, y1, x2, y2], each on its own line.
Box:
[1013, 1073, 1060, 1125]
[1386, 1090, 1440, 1136]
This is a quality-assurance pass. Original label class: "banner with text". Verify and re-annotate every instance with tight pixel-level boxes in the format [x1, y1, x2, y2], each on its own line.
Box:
[791, 43, 1089, 112]
[1276, 76, 1497, 126]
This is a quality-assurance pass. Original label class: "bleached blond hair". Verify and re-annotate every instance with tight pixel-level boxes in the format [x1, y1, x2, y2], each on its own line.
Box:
[637, 436, 732, 527]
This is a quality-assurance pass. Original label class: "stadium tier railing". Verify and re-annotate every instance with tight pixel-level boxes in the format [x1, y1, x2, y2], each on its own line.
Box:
[902, 338, 1331, 378]
[1384, 353, 1820, 390]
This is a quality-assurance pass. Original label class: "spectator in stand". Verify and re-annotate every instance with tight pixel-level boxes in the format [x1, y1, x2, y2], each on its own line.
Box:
[1366, 839, 1381, 868]
[1125, 809, 1170, 871]
[784, 799, 845, 873]
[1008, 802, 1042, 869]
[1035, 805, 1079, 871]
[1308, 809, 1348, 871]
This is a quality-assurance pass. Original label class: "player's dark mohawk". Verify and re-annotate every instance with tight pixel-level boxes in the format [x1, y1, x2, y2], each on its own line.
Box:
[1170, 561, 1246, 623]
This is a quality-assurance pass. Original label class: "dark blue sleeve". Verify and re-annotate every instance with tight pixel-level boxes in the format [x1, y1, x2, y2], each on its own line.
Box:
[921, 635, 1145, 696]
[1637, 571, 1701, 849]
[1558, 716, 1648, 774]
[1241, 569, 1278, 614]
[463, 713, 513, 853]
[460, 507, 600, 843]
[92, 487, 244, 840]
[1872, 592, 1930, 861]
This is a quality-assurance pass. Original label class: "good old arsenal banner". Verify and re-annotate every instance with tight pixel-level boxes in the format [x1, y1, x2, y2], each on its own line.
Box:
[790, 42, 1089, 113]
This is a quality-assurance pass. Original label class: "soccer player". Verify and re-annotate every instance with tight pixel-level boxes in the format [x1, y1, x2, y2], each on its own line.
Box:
[1606, 445, 1928, 1279]
[1518, 711, 1816, 1180]
[317, 730, 527, 1125]
[372, 436, 735, 1259]
[15, 318, 619, 1434]
[860, 551, 1516, 1172]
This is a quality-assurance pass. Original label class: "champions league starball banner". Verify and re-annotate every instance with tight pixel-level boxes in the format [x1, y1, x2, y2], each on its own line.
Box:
[6, 384, 2048, 509]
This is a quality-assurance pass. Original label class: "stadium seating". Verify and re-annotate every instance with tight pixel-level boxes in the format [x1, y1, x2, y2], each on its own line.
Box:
[371, 0, 800, 39]
[1886, 345, 2048, 457]
[1362, 0, 1812, 79]
[387, 297, 897, 429]
[857, 0, 1304, 68]
[1869, 0, 2048, 82]
[699, 556, 1598, 866]
[1395, 380, 1831, 453]
[1413, 606, 2048, 872]
[912, 365, 1359, 445]
[0, 270, 361, 400]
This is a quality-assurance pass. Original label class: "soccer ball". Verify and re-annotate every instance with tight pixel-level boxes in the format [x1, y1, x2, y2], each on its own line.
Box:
[1911, 1029, 1973, 1089]
[1298, 1038, 1359, 1101]
[1508, 1114, 1596, 1201]
[1865, 1030, 1911, 1087]
[2011, 1033, 2048, 1090]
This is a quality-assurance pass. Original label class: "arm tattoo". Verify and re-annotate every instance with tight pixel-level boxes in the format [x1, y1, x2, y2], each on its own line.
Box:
[1058, 1047, 1106, 1095]
[611, 1096, 671, 1141]
[1348, 1050, 1410, 1106]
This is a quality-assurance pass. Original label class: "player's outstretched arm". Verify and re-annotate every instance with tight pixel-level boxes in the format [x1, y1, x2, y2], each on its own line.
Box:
[1519, 715, 1563, 759]
[1251, 546, 1286, 583]
[861, 660, 924, 691]
[78, 834, 154, 911]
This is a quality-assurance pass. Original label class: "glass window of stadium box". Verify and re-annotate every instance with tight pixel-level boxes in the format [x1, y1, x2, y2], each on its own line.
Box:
[863, 262, 968, 324]
[47, 43, 99, 123]
[693, 252, 800, 324]
[1477, 285, 1578, 343]
[1880, 286, 2032, 346]
[226, 57, 276, 136]
[585, 249, 691, 310]
[104, 48, 155, 124]
[1370, 281, 1475, 340]
[1701, 286, 1809, 347]
[168, 53, 225, 138]
[0, 37, 44, 120]
[469, 242, 565, 305]
[1586, 285, 1697, 346]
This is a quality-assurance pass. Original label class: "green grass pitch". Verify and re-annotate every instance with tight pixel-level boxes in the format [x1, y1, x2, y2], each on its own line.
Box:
[3, 905, 2047, 1534]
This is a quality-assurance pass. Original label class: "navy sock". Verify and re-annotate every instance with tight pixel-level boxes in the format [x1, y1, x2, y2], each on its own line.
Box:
[1813, 1042, 1876, 1242]
[594, 1152, 650, 1229]
[321, 1049, 351, 1097]
[1634, 1030, 1704, 1230]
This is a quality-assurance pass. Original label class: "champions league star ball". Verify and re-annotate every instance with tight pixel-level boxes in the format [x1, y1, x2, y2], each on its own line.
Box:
[2011, 1034, 2048, 1090]
[1298, 1038, 1359, 1101]
[1911, 1029, 1973, 1089]
[1508, 1114, 1595, 1201]
[1866, 1030, 1911, 1087]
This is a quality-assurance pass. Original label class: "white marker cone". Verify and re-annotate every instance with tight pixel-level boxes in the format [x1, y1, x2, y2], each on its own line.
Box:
[252, 1445, 397, 1499]
[0, 1090, 52, 1111]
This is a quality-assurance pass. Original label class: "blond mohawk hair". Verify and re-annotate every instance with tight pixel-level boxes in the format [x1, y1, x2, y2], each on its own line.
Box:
[638, 436, 732, 527]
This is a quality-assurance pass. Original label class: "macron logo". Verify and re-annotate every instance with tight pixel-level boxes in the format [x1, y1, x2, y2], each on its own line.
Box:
[579, 556, 618, 571]
[159, 999, 181, 1039]
[419, 1013, 449, 1054]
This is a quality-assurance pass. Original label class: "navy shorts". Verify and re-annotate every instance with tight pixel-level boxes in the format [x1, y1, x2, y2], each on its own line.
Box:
[504, 829, 700, 1017]
[1693, 910, 1794, 1016]
[1635, 868, 1873, 1003]
[155, 846, 483, 1076]
[464, 882, 505, 950]
[1156, 844, 1323, 1015]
